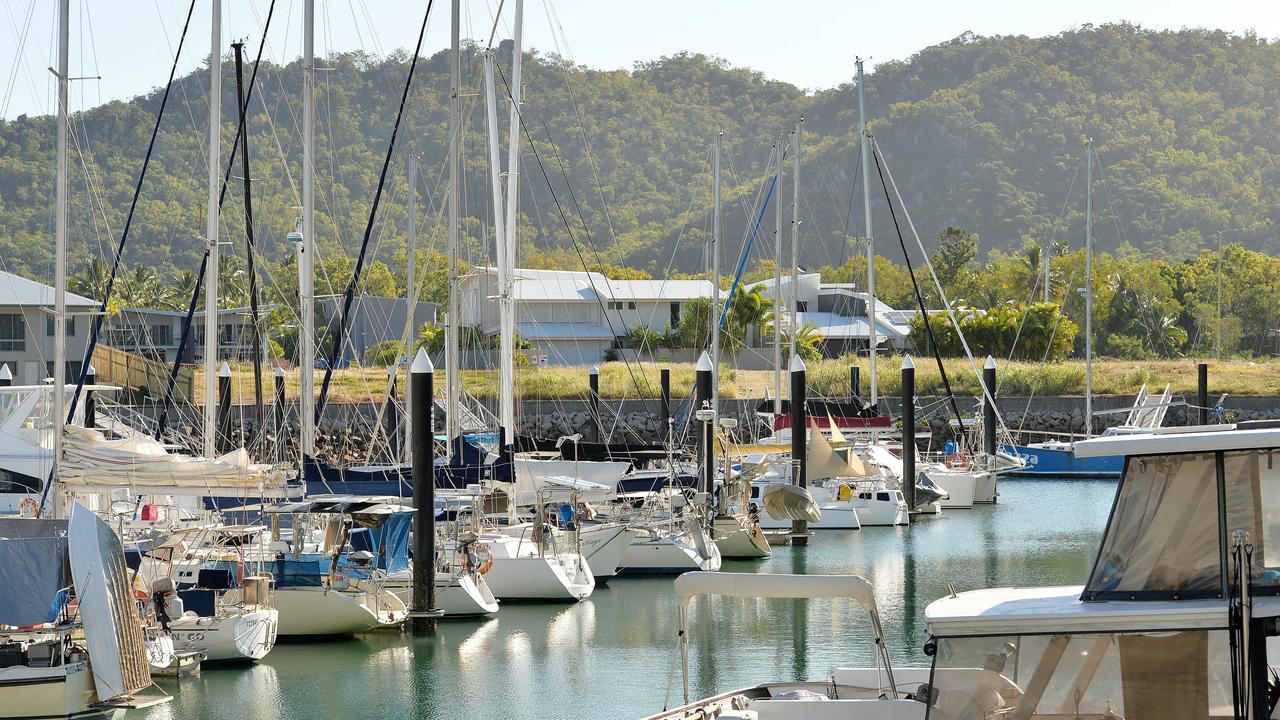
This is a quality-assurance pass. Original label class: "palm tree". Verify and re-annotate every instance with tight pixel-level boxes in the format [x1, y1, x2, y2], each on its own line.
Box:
[724, 285, 773, 354]
[70, 257, 111, 302]
[782, 322, 825, 362]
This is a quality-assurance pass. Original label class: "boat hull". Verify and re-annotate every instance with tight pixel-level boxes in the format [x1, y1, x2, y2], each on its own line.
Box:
[483, 556, 594, 600]
[387, 573, 499, 617]
[711, 515, 771, 559]
[925, 470, 977, 508]
[273, 587, 396, 637]
[0, 663, 119, 720]
[1000, 443, 1123, 478]
[578, 524, 635, 580]
[618, 529, 721, 574]
[167, 608, 277, 662]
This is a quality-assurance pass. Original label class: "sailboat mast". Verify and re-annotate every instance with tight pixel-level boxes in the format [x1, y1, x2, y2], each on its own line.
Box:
[500, 0, 524, 449]
[772, 140, 782, 415]
[790, 119, 802, 360]
[299, 0, 316, 458]
[483, 52, 512, 444]
[53, 0, 68, 490]
[403, 144, 418, 459]
[203, 0, 222, 458]
[857, 58, 877, 406]
[1084, 139, 1094, 439]
[711, 131, 721, 422]
[445, 0, 461, 448]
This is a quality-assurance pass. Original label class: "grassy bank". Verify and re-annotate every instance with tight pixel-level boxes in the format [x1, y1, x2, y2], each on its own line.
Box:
[190, 357, 1277, 404]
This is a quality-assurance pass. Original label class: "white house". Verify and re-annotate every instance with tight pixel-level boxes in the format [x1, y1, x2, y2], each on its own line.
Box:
[0, 270, 96, 384]
[748, 273, 912, 356]
[458, 267, 721, 365]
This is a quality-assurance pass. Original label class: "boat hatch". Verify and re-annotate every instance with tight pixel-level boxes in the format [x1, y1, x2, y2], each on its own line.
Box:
[1084, 447, 1280, 601]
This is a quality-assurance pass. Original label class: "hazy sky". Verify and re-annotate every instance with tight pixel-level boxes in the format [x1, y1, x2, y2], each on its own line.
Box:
[2, 0, 1277, 120]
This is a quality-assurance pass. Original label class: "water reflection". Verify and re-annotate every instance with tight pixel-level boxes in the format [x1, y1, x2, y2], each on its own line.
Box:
[131, 479, 1114, 720]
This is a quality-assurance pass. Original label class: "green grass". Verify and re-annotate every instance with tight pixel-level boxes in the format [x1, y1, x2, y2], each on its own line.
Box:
[193, 356, 1280, 404]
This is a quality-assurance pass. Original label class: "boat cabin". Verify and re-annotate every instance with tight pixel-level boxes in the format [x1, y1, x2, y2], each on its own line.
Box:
[921, 423, 1280, 720]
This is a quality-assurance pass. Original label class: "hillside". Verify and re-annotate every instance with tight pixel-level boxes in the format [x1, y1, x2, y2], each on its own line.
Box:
[1, 23, 1278, 302]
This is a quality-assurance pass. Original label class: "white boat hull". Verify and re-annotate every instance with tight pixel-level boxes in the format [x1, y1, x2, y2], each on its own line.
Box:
[758, 503, 862, 530]
[168, 608, 277, 662]
[483, 555, 594, 600]
[578, 524, 635, 580]
[0, 663, 119, 720]
[273, 587, 401, 637]
[851, 496, 910, 526]
[926, 469, 977, 508]
[387, 573, 499, 617]
[711, 515, 771, 558]
[619, 527, 721, 574]
[973, 469, 997, 503]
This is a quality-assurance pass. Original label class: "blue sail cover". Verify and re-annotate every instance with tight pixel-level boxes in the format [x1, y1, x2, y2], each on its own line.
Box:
[0, 537, 69, 626]
[349, 512, 413, 574]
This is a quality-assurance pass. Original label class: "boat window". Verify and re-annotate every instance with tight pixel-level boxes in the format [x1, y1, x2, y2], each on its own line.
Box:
[876, 492, 890, 501]
[924, 630, 1233, 720]
[0, 468, 40, 493]
[1223, 449, 1280, 594]
[1085, 452, 1222, 599]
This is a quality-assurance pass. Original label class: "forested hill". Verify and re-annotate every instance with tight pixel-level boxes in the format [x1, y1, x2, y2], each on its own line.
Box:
[1, 23, 1278, 295]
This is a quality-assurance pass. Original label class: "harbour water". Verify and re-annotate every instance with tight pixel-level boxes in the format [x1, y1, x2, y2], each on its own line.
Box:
[129, 478, 1114, 720]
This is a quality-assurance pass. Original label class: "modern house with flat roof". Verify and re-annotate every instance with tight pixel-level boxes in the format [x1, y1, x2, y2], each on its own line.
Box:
[0, 270, 95, 385]
[316, 295, 438, 365]
[109, 306, 277, 364]
[748, 273, 912, 356]
[458, 267, 721, 365]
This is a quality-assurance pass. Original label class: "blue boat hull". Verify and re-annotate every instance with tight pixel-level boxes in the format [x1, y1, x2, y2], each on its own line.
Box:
[1000, 444, 1123, 478]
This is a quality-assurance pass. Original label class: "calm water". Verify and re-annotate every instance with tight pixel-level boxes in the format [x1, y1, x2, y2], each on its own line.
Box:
[129, 479, 1115, 720]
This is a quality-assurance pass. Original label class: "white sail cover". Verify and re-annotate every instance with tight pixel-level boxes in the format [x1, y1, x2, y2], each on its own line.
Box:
[60, 425, 286, 491]
[761, 483, 822, 522]
[68, 501, 152, 702]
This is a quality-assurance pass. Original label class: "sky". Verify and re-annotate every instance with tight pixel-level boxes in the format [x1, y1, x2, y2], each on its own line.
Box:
[1, 0, 1278, 120]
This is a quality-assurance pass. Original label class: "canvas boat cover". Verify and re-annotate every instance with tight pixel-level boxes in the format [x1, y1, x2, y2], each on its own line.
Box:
[60, 425, 287, 491]
[760, 484, 822, 523]
[0, 518, 70, 627]
[68, 502, 152, 702]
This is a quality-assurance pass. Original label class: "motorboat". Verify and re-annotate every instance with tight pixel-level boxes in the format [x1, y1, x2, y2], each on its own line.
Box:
[749, 479, 861, 530]
[917, 419, 1280, 719]
[645, 572, 926, 719]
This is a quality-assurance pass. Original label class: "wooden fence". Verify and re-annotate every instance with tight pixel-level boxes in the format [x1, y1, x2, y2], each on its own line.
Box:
[91, 345, 194, 402]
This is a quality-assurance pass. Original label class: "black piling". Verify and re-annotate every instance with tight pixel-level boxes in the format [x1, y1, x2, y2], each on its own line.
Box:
[385, 367, 400, 461]
[660, 367, 671, 445]
[983, 355, 997, 457]
[902, 356, 916, 520]
[790, 354, 808, 543]
[84, 365, 96, 429]
[589, 365, 601, 443]
[695, 352, 714, 496]
[1198, 362, 1209, 425]
[410, 348, 437, 633]
[216, 362, 232, 453]
[850, 365, 860, 399]
[274, 367, 286, 463]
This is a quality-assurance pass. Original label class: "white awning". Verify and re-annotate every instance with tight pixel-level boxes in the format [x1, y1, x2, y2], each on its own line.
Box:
[674, 571, 878, 615]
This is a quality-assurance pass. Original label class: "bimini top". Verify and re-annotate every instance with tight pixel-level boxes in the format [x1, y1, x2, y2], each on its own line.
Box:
[1073, 421, 1280, 458]
[925, 585, 1230, 636]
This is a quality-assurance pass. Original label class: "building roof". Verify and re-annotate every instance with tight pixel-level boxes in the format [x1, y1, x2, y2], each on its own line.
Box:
[1074, 423, 1280, 458]
[0, 270, 97, 308]
[119, 304, 279, 318]
[606, 278, 722, 301]
[506, 268, 609, 302]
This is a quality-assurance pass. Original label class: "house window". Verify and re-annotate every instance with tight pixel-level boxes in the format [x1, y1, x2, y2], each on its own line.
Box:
[797, 301, 808, 312]
[45, 361, 83, 382]
[670, 302, 680, 327]
[0, 314, 25, 351]
[608, 301, 624, 311]
[45, 315, 75, 336]
[151, 324, 173, 346]
[627, 301, 636, 310]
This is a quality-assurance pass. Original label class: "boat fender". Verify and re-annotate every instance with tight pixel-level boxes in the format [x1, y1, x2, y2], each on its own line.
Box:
[330, 573, 351, 591]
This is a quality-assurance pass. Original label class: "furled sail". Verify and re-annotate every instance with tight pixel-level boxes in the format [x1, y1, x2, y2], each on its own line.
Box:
[60, 425, 287, 491]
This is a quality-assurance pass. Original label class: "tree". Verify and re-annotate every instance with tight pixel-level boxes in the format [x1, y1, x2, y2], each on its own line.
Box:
[724, 285, 772, 353]
[931, 226, 977, 293]
[676, 297, 712, 348]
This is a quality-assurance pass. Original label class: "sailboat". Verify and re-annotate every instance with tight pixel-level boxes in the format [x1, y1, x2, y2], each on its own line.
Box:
[1001, 143, 1173, 479]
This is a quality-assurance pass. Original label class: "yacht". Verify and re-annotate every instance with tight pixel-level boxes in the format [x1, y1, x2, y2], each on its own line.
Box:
[614, 491, 722, 574]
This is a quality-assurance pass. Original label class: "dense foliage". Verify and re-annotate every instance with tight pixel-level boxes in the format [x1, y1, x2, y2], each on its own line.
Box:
[5, 25, 1280, 360]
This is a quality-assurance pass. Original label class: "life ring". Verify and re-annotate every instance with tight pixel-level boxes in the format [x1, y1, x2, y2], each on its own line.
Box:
[18, 498, 39, 519]
[946, 451, 972, 469]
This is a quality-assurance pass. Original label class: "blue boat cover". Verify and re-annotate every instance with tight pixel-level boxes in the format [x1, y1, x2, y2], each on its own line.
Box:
[0, 537, 69, 626]
[349, 511, 413, 574]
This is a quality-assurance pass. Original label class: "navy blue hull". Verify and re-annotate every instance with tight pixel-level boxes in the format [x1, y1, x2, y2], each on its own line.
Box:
[1001, 444, 1123, 478]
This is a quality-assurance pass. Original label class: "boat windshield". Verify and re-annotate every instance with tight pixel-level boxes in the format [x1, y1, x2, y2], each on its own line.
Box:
[1085, 448, 1280, 600]
[924, 630, 1234, 720]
